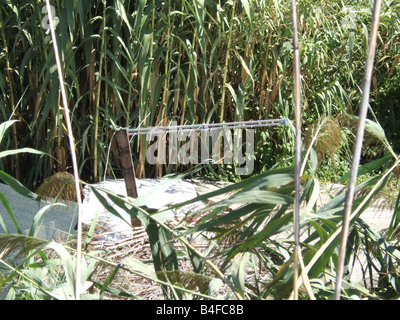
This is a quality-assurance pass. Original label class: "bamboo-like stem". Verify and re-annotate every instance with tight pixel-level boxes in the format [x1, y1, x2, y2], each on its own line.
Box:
[300, 117, 328, 176]
[179, 39, 196, 126]
[220, 0, 237, 123]
[334, 0, 381, 300]
[45, 0, 83, 300]
[0, 11, 19, 180]
[290, 0, 302, 301]
[93, 0, 107, 182]
[334, 0, 382, 300]
[297, 248, 316, 300]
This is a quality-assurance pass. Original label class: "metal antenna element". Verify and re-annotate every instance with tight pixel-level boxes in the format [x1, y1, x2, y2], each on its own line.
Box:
[122, 118, 288, 137]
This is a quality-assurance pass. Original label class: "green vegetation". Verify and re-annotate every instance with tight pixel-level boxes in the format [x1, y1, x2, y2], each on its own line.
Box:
[0, 0, 397, 186]
[0, 0, 399, 300]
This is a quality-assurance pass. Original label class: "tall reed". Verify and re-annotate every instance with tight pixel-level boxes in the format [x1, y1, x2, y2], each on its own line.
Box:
[2, 0, 398, 188]
[334, 0, 383, 300]
[44, 0, 83, 300]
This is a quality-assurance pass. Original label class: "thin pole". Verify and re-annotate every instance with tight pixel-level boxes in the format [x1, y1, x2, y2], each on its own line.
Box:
[45, 0, 83, 300]
[290, 0, 302, 300]
[334, 0, 382, 300]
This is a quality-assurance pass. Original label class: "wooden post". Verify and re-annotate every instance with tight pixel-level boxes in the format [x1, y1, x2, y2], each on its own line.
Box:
[116, 129, 141, 227]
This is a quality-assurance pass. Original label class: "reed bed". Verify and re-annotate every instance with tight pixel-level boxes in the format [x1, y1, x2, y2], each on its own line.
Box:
[0, 0, 398, 187]
[1, 0, 400, 301]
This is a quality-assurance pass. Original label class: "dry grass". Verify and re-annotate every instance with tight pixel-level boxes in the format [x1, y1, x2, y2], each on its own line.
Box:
[61, 224, 162, 299]
[65, 221, 222, 299]
[36, 172, 83, 202]
[303, 116, 344, 164]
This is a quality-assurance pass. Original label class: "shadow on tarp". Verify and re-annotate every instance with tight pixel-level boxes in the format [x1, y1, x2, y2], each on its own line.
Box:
[0, 183, 79, 299]
[81, 178, 205, 241]
[0, 183, 78, 241]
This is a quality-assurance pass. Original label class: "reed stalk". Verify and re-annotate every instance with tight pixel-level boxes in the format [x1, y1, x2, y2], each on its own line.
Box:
[219, 0, 237, 123]
[93, 1, 107, 182]
[0, 11, 19, 180]
[334, 0, 383, 300]
[290, 0, 302, 301]
[45, 0, 83, 300]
